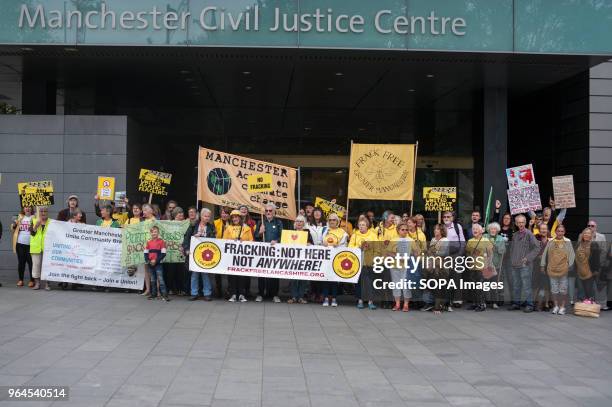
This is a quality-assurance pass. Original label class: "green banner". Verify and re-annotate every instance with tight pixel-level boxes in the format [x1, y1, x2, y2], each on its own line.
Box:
[121, 220, 189, 267]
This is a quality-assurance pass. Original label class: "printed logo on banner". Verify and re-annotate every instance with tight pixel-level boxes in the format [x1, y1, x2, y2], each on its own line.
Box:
[192, 241, 222, 269]
[332, 251, 361, 279]
[207, 168, 233, 195]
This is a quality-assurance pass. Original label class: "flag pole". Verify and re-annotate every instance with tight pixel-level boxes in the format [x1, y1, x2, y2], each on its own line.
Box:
[484, 185, 493, 226]
[297, 166, 301, 216]
[409, 141, 419, 217]
[345, 140, 353, 226]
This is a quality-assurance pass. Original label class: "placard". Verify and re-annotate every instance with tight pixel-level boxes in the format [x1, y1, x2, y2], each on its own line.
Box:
[138, 169, 172, 195]
[423, 187, 457, 212]
[189, 237, 362, 283]
[121, 219, 190, 267]
[42, 221, 143, 289]
[114, 191, 127, 208]
[97, 176, 115, 200]
[506, 164, 535, 189]
[314, 197, 346, 219]
[18, 180, 54, 207]
[507, 184, 542, 215]
[552, 175, 576, 209]
[247, 173, 273, 194]
[281, 230, 308, 245]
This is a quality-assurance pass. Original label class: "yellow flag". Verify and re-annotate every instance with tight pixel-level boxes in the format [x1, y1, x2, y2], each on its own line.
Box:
[348, 143, 416, 201]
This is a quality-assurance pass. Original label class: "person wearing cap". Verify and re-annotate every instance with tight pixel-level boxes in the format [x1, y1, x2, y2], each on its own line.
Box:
[57, 195, 87, 223]
[223, 209, 254, 302]
[255, 203, 284, 303]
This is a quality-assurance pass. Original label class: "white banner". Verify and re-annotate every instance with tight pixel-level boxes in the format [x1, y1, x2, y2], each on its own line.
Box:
[42, 221, 144, 289]
[189, 237, 362, 284]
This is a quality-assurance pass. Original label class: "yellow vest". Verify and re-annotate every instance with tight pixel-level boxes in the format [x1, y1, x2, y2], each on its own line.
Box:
[349, 229, 378, 265]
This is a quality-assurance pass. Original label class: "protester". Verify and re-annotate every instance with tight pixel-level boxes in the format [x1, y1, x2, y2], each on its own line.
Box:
[152, 204, 162, 219]
[533, 223, 552, 311]
[223, 209, 254, 302]
[139, 203, 157, 297]
[187, 206, 199, 226]
[366, 210, 376, 230]
[321, 213, 348, 307]
[182, 208, 215, 301]
[164, 207, 186, 296]
[465, 210, 483, 240]
[303, 202, 315, 219]
[214, 207, 230, 238]
[465, 224, 493, 311]
[307, 207, 327, 302]
[508, 214, 540, 312]
[406, 217, 429, 310]
[340, 217, 353, 236]
[255, 204, 283, 303]
[11, 206, 34, 287]
[575, 227, 601, 301]
[29, 207, 50, 291]
[540, 225, 574, 315]
[124, 203, 143, 226]
[389, 222, 413, 311]
[287, 215, 313, 304]
[494, 200, 514, 241]
[414, 214, 428, 239]
[57, 195, 87, 222]
[349, 218, 378, 310]
[144, 225, 170, 301]
[96, 205, 121, 228]
[377, 211, 398, 241]
[484, 222, 506, 308]
[238, 204, 256, 235]
[94, 196, 128, 225]
[161, 200, 178, 220]
[426, 224, 450, 314]
[69, 208, 84, 223]
[443, 211, 465, 309]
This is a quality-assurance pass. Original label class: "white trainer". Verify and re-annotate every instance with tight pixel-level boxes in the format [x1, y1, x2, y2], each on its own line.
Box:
[322, 298, 329, 307]
[255, 295, 263, 302]
[228, 295, 237, 303]
[273, 296, 281, 303]
[239, 295, 248, 303]
[558, 307, 566, 315]
[551, 305, 559, 314]
[331, 299, 338, 307]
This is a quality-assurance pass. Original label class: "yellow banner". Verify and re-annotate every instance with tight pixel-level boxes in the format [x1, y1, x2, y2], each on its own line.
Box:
[280, 230, 308, 245]
[138, 169, 172, 196]
[348, 143, 416, 201]
[314, 197, 346, 219]
[197, 147, 297, 220]
[423, 187, 457, 212]
[97, 176, 116, 200]
[247, 173, 273, 194]
[18, 180, 54, 207]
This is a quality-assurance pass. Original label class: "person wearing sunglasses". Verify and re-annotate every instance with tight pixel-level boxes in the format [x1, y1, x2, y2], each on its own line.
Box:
[388, 222, 414, 311]
[255, 204, 284, 303]
[322, 213, 348, 307]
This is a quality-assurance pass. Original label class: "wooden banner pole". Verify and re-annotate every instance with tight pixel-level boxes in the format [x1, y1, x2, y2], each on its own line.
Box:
[409, 140, 419, 217]
[297, 166, 301, 216]
[346, 140, 354, 226]
[148, 193, 153, 204]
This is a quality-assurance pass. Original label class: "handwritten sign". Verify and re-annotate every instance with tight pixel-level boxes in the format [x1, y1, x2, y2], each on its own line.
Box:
[506, 164, 535, 189]
[247, 173, 273, 194]
[423, 187, 457, 212]
[138, 169, 172, 196]
[507, 184, 542, 215]
[552, 175, 576, 209]
[18, 180, 54, 207]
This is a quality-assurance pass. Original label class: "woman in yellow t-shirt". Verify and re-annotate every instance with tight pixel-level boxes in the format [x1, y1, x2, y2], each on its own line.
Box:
[349, 218, 378, 310]
[223, 210, 254, 302]
[322, 214, 348, 307]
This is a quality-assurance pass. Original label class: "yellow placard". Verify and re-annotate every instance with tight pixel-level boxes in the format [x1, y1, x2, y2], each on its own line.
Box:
[138, 168, 172, 196]
[281, 230, 308, 245]
[314, 197, 345, 219]
[97, 176, 116, 200]
[348, 143, 416, 201]
[197, 147, 297, 220]
[423, 187, 457, 212]
[247, 173, 273, 194]
[17, 180, 54, 207]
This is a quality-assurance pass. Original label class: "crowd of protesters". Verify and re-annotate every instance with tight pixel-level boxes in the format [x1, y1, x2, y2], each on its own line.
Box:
[3, 194, 611, 316]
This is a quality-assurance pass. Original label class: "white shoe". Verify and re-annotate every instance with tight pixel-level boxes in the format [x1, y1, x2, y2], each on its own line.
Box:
[273, 296, 281, 303]
[228, 295, 237, 302]
[331, 299, 338, 307]
[255, 295, 263, 302]
[492, 303, 499, 309]
[558, 307, 566, 315]
[447, 306, 453, 312]
[322, 298, 329, 307]
[551, 305, 559, 314]
[239, 295, 248, 303]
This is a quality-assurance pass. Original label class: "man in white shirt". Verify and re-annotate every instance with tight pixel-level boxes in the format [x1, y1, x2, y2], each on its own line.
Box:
[587, 220, 610, 309]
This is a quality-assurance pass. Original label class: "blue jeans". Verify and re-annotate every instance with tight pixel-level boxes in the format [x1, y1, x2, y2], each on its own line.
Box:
[290, 280, 308, 299]
[149, 264, 167, 297]
[191, 272, 212, 296]
[511, 266, 533, 307]
[322, 282, 338, 298]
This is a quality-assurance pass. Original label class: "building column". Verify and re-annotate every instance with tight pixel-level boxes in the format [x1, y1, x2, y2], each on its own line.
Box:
[483, 86, 508, 217]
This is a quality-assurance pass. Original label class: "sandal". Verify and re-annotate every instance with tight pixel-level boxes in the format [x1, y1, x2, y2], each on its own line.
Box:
[287, 298, 296, 304]
[402, 302, 409, 312]
[392, 303, 401, 311]
[298, 298, 308, 304]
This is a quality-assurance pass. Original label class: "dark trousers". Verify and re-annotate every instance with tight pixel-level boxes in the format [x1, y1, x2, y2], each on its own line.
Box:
[579, 277, 596, 300]
[470, 269, 485, 306]
[164, 263, 185, 293]
[229, 276, 249, 297]
[258, 277, 279, 298]
[16, 243, 32, 281]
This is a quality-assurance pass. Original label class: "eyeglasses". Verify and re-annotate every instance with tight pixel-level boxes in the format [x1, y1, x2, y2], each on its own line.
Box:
[399, 228, 409, 232]
[443, 216, 451, 219]
[587, 224, 595, 228]
[265, 209, 273, 213]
